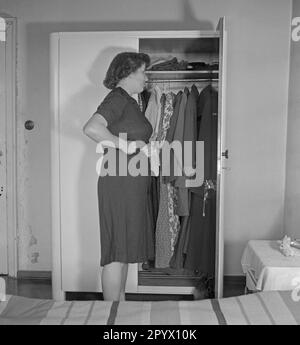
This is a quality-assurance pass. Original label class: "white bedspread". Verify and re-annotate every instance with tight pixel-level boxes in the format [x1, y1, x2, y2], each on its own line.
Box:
[1, 291, 300, 324]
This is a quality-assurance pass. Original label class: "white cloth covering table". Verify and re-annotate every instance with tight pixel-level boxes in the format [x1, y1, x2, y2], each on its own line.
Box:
[241, 240, 300, 291]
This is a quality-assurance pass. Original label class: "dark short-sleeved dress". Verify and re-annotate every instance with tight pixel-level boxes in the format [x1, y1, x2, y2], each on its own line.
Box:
[95, 86, 155, 266]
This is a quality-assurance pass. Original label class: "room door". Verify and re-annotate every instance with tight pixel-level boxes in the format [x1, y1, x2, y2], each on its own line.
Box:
[0, 19, 8, 275]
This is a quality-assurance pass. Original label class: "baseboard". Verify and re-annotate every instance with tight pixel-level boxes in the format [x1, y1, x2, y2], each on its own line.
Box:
[17, 270, 51, 281]
[224, 275, 245, 285]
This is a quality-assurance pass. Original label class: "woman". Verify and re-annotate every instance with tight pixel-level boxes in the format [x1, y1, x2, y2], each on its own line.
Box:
[83, 52, 155, 301]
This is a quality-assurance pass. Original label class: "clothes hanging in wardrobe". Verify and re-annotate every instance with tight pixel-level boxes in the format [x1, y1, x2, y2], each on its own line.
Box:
[168, 84, 218, 275]
[171, 87, 189, 183]
[155, 92, 181, 268]
[144, 85, 162, 141]
[182, 84, 199, 176]
[168, 85, 199, 269]
[183, 84, 218, 276]
[169, 206, 191, 269]
[173, 84, 199, 218]
[162, 90, 182, 185]
[140, 82, 218, 276]
[139, 88, 151, 113]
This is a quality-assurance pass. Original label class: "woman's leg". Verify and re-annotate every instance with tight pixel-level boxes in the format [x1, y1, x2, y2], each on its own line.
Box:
[119, 264, 128, 301]
[101, 261, 123, 301]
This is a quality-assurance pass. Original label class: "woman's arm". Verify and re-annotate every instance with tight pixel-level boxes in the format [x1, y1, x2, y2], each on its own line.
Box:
[82, 113, 144, 153]
[83, 113, 120, 145]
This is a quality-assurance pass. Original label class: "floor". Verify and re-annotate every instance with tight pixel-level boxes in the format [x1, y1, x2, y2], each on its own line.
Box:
[0, 275, 245, 301]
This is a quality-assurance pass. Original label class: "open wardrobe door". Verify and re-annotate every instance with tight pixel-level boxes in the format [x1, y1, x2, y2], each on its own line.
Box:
[50, 32, 140, 299]
[215, 17, 227, 298]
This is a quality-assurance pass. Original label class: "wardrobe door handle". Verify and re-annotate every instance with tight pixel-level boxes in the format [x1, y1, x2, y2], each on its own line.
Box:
[222, 149, 229, 159]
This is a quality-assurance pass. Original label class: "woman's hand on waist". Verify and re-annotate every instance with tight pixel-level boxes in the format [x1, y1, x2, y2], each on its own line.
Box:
[119, 139, 146, 155]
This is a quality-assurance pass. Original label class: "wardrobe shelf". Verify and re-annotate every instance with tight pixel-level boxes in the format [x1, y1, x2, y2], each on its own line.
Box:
[145, 70, 218, 82]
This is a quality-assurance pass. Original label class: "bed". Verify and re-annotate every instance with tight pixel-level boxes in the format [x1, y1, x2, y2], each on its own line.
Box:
[0, 290, 299, 325]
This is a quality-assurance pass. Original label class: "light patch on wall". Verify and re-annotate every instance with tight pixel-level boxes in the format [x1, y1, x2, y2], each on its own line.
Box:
[27, 227, 38, 263]
[24, 225, 39, 264]
[291, 17, 300, 42]
[29, 234, 37, 246]
[29, 252, 39, 264]
[0, 17, 5, 42]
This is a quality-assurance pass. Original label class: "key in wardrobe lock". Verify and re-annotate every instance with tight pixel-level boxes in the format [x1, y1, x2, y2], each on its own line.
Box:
[202, 179, 216, 216]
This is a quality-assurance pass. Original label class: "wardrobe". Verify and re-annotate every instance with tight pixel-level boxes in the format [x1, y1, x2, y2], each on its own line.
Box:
[50, 17, 227, 301]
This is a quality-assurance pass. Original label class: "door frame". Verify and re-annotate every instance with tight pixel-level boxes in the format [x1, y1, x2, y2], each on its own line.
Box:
[0, 17, 8, 275]
[215, 17, 227, 298]
[0, 15, 18, 277]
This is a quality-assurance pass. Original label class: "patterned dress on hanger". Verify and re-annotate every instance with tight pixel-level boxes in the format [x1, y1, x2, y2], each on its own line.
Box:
[155, 92, 180, 268]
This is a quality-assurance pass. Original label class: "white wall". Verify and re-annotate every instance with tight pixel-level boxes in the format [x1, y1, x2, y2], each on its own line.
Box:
[285, 0, 300, 239]
[0, 0, 292, 274]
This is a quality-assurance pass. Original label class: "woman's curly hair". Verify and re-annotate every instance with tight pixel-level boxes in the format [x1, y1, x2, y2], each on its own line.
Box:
[103, 52, 150, 90]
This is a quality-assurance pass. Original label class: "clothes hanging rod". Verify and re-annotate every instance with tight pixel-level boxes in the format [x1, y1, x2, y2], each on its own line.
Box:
[145, 70, 219, 74]
[146, 78, 218, 82]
